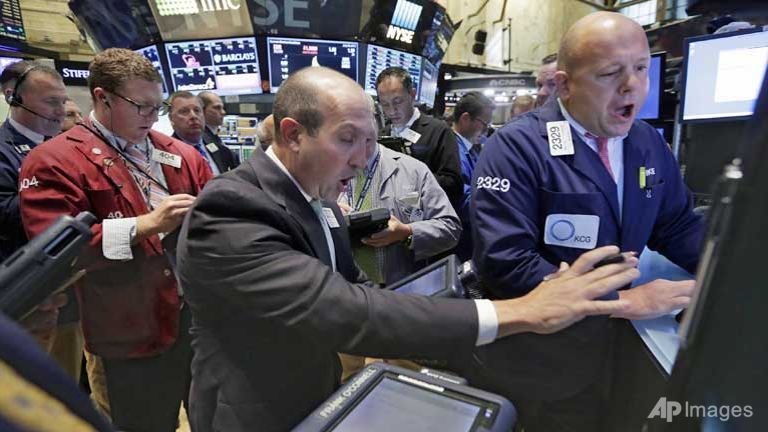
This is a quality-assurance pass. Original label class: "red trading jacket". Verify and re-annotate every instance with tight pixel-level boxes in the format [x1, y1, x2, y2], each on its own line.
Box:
[19, 122, 213, 358]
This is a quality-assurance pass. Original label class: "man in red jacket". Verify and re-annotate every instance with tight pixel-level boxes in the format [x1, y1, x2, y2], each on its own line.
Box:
[19, 48, 212, 432]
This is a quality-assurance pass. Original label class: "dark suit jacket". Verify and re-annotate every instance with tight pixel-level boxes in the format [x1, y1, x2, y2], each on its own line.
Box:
[177, 128, 240, 174]
[383, 113, 463, 204]
[0, 120, 37, 261]
[177, 147, 478, 431]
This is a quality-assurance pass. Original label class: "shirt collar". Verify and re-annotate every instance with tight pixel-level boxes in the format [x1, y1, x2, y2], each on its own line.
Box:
[89, 111, 146, 151]
[265, 145, 313, 203]
[557, 98, 627, 145]
[8, 118, 45, 145]
[392, 108, 421, 136]
[453, 130, 473, 152]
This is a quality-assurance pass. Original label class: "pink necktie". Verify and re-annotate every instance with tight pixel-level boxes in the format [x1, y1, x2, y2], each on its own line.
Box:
[587, 134, 614, 180]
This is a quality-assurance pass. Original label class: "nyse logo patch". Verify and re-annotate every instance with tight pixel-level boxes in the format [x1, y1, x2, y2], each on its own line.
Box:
[544, 214, 599, 250]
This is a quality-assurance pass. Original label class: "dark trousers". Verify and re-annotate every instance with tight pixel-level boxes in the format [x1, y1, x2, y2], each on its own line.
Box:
[513, 376, 606, 432]
[101, 305, 192, 432]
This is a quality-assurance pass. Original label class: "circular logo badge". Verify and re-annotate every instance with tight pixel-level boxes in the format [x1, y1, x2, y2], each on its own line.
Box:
[213, 54, 221, 63]
[550, 219, 575, 241]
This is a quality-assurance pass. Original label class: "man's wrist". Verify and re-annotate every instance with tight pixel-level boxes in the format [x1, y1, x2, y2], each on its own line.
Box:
[492, 297, 535, 338]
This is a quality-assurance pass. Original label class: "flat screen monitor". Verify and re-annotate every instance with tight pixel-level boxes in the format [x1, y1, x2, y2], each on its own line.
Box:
[266, 37, 358, 92]
[0, 0, 25, 41]
[164, 37, 263, 95]
[680, 29, 768, 122]
[387, 255, 463, 298]
[134, 45, 170, 99]
[363, 44, 422, 96]
[419, 60, 439, 107]
[637, 52, 664, 120]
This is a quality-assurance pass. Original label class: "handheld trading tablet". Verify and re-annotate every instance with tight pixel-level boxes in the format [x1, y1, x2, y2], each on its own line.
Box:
[294, 362, 517, 432]
[386, 255, 465, 298]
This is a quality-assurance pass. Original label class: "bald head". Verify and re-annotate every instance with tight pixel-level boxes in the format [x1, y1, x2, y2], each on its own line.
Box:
[558, 12, 648, 74]
[273, 67, 369, 143]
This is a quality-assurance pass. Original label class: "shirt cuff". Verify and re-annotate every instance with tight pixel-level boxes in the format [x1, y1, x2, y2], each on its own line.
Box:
[102, 217, 137, 260]
[474, 299, 499, 346]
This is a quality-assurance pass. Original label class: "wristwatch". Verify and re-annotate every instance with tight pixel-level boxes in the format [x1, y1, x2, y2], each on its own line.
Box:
[405, 234, 414, 249]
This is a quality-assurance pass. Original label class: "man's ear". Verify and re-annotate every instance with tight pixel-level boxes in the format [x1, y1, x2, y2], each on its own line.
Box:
[279, 117, 304, 152]
[554, 71, 570, 100]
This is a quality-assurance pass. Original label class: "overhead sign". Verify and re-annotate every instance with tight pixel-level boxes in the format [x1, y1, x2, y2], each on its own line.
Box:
[149, 0, 254, 41]
[386, 0, 423, 44]
[446, 75, 537, 91]
[154, 0, 241, 16]
[55, 60, 91, 86]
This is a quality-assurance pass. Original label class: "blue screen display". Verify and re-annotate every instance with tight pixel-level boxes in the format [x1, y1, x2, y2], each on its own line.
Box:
[637, 54, 662, 120]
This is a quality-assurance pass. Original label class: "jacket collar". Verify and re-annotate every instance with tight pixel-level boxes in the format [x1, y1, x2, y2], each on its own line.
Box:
[246, 147, 334, 266]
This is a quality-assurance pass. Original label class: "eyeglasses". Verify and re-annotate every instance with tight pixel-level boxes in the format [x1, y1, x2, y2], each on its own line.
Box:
[110, 91, 169, 117]
[473, 117, 490, 130]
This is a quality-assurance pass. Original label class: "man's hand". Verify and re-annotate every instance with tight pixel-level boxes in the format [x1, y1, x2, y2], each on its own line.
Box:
[136, 194, 196, 240]
[19, 292, 68, 338]
[493, 246, 639, 337]
[338, 202, 352, 215]
[613, 279, 694, 320]
[361, 216, 412, 248]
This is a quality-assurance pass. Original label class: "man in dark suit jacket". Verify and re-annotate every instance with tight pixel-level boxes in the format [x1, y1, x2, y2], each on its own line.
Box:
[176, 66, 674, 432]
[169, 90, 239, 175]
[376, 66, 463, 205]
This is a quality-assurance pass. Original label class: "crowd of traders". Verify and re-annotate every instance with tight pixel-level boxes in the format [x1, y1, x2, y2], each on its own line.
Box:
[0, 11, 702, 432]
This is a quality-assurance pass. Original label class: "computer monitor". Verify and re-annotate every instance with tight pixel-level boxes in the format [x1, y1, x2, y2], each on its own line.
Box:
[164, 37, 263, 95]
[419, 60, 439, 107]
[637, 52, 665, 120]
[266, 36, 359, 92]
[363, 44, 422, 96]
[134, 44, 171, 99]
[680, 29, 768, 123]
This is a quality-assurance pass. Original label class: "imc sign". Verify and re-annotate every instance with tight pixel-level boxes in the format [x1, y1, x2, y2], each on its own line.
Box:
[55, 60, 90, 86]
[154, 0, 241, 16]
[387, 0, 423, 45]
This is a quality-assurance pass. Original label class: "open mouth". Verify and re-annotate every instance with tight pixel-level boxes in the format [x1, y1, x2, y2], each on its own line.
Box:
[614, 104, 635, 121]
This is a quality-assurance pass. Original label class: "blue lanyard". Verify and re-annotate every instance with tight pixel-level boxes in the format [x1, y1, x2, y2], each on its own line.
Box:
[346, 151, 381, 212]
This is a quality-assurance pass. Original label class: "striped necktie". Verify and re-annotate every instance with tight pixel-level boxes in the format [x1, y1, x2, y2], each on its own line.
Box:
[123, 142, 169, 210]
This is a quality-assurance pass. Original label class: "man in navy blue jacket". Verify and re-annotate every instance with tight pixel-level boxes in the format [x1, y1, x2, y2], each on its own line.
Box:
[471, 12, 703, 431]
[0, 62, 66, 261]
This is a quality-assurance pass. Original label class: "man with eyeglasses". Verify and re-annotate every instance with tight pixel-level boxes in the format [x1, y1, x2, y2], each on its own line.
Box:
[376, 66, 463, 205]
[450, 91, 494, 262]
[20, 48, 213, 432]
